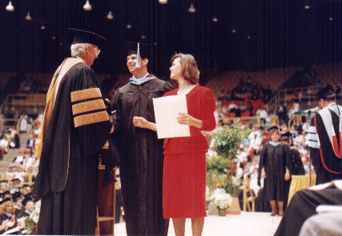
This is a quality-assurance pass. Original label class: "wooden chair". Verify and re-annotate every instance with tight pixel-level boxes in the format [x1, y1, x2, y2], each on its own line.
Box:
[240, 175, 255, 212]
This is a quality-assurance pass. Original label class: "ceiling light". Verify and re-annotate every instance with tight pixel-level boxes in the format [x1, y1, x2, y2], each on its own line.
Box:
[41, 25, 46, 30]
[5, 1, 14, 12]
[212, 16, 218, 22]
[83, 0, 92, 11]
[25, 12, 32, 21]
[188, 3, 196, 13]
[141, 35, 146, 39]
[159, 0, 168, 4]
[232, 29, 236, 33]
[107, 11, 114, 20]
[126, 23, 132, 29]
[329, 17, 333, 21]
[304, 2, 310, 9]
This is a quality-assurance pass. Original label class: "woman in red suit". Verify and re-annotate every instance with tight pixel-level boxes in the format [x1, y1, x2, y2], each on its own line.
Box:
[133, 53, 216, 236]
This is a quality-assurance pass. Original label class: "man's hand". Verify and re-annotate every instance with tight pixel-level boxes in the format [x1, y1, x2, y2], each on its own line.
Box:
[133, 117, 149, 129]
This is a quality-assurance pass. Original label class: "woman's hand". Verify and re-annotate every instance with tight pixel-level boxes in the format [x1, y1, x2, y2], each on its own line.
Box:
[177, 113, 203, 129]
[284, 168, 290, 181]
[261, 167, 266, 179]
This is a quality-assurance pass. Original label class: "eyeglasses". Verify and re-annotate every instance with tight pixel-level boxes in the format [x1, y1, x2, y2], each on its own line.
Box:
[93, 47, 100, 56]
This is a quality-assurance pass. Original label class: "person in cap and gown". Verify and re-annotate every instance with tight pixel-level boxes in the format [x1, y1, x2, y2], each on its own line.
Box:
[258, 126, 291, 216]
[31, 28, 113, 235]
[281, 132, 305, 175]
[306, 85, 342, 184]
[0, 199, 18, 233]
[133, 53, 216, 236]
[16, 197, 35, 218]
[0, 181, 9, 201]
[109, 43, 172, 236]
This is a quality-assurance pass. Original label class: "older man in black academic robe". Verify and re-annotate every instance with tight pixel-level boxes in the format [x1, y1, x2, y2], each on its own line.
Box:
[110, 45, 172, 236]
[32, 29, 113, 235]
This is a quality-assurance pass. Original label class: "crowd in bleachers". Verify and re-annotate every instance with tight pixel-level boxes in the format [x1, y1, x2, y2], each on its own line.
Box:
[0, 111, 41, 234]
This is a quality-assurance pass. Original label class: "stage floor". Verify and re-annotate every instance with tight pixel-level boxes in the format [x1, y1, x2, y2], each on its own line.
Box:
[114, 212, 282, 236]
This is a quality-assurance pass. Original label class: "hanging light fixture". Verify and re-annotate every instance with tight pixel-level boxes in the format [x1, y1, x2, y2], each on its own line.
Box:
[231, 29, 236, 33]
[159, 0, 167, 4]
[83, 0, 92, 11]
[25, 12, 32, 21]
[188, 3, 196, 13]
[126, 23, 132, 29]
[5, 1, 14, 12]
[107, 11, 114, 20]
[212, 15, 218, 22]
[329, 17, 333, 21]
[41, 25, 46, 30]
[141, 35, 146, 39]
[304, 1, 310, 9]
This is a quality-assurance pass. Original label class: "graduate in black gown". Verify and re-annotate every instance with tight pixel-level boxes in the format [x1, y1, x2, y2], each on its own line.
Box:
[32, 29, 113, 235]
[281, 132, 305, 175]
[110, 43, 172, 236]
[258, 127, 291, 216]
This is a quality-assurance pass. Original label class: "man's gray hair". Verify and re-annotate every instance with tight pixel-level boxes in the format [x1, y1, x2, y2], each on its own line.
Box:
[70, 43, 92, 57]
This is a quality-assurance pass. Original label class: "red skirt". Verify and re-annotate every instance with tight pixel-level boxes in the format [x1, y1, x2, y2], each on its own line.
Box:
[163, 151, 207, 218]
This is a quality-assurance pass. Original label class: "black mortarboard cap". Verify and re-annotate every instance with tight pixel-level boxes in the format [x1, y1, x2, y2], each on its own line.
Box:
[316, 85, 335, 99]
[13, 196, 22, 202]
[267, 126, 279, 132]
[0, 180, 8, 184]
[281, 131, 292, 139]
[3, 191, 12, 198]
[68, 28, 107, 48]
[22, 196, 34, 206]
[126, 41, 154, 68]
[12, 178, 21, 183]
[0, 198, 12, 205]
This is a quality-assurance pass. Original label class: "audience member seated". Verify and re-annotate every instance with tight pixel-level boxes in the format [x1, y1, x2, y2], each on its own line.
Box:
[288, 100, 300, 119]
[255, 105, 268, 124]
[238, 174, 256, 211]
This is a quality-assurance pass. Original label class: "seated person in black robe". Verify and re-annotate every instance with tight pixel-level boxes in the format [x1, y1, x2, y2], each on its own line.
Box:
[274, 180, 342, 236]
[0, 199, 18, 233]
[16, 197, 35, 218]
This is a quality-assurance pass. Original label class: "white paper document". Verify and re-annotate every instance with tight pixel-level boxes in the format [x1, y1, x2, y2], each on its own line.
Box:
[153, 95, 190, 139]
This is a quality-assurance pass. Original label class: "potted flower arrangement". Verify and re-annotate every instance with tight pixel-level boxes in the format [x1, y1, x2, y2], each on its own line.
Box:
[206, 122, 249, 214]
[210, 188, 233, 216]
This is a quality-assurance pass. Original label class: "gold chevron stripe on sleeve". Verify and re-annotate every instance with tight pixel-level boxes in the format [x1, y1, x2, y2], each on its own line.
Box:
[71, 88, 102, 103]
[74, 110, 109, 128]
[72, 99, 106, 116]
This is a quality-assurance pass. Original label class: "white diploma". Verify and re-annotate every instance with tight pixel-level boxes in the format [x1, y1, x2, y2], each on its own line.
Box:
[153, 95, 190, 139]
